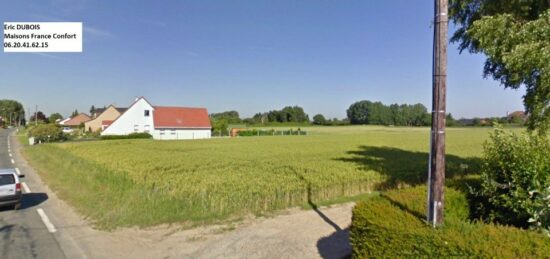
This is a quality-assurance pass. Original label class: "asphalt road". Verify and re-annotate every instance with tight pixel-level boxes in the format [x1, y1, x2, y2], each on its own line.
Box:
[0, 129, 66, 258]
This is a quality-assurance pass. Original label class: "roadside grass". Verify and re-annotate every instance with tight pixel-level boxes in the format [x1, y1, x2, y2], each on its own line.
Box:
[21, 126, 510, 229]
[350, 185, 550, 257]
[15, 128, 28, 146]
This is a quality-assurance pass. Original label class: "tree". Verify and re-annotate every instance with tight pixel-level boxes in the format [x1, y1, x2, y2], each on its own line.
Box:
[347, 100, 372, 124]
[30, 111, 48, 123]
[90, 105, 96, 115]
[210, 110, 241, 124]
[312, 114, 327, 125]
[450, 0, 550, 133]
[49, 113, 63, 123]
[250, 112, 268, 124]
[264, 106, 309, 123]
[446, 113, 458, 126]
[347, 100, 431, 126]
[0, 99, 25, 126]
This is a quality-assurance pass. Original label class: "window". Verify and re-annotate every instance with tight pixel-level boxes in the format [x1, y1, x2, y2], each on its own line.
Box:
[144, 110, 150, 117]
[134, 125, 139, 132]
[0, 174, 15, 186]
[160, 129, 165, 135]
[171, 129, 176, 135]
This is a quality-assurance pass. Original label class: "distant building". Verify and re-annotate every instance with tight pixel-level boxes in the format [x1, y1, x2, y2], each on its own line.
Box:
[101, 97, 211, 140]
[61, 113, 91, 127]
[507, 111, 527, 123]
[84, 105, 127, 132]
[457, 118, 474, 126]
[58, 118, 71, 125]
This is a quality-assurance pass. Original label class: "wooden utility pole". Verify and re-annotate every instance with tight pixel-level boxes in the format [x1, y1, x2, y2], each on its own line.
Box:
[427, 0, 448, 227]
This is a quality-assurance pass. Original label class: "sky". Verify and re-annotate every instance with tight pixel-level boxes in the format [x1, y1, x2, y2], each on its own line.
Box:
[1, 0, 524, 119]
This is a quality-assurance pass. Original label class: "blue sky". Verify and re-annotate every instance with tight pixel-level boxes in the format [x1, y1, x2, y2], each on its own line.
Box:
[1, 0, 524, 119]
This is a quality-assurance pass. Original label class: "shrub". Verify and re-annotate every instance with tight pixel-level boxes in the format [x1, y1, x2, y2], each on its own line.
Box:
[29, 124, 65, 142]
[475, 126, 550, 234]
[236, 129, 306, 137]
[100, 132, 152, 140]
[350, 186, 550, 258]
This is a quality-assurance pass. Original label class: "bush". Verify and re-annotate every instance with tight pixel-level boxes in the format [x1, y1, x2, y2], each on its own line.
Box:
[100, 132, 152, 140]
[350, 186, 550, 258]
[29, 124, 65, 142]
[474, 126, 550, 234]
[236, 129, 306, 137]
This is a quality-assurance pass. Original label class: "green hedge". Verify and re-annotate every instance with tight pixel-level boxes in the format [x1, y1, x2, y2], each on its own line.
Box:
[237, 129, 307, 137]
[100, 132, 152, 140]
[350, 186, 550, 258]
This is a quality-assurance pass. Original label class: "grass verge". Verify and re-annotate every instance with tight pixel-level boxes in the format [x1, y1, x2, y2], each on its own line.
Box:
[350, 186, 550, 257]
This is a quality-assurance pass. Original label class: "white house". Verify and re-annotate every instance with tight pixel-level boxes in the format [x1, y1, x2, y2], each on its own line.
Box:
[101, 97, 211, 140]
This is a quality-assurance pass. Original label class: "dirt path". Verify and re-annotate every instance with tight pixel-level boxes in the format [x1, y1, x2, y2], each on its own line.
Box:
[77, 204, 353, 259]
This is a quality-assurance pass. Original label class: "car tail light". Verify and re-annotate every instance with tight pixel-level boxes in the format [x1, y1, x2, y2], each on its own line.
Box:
[16, 183, 21, 192]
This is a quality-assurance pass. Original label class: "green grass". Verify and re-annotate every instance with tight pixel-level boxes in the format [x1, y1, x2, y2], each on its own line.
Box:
[350, 186, 550, 257]
[16, 128, 28, 146]
[21, 126, 512, 229]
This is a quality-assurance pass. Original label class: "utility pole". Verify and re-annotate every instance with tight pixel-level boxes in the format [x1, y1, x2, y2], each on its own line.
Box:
[35, 105, 38, 126]
[427, 0, 448, 227]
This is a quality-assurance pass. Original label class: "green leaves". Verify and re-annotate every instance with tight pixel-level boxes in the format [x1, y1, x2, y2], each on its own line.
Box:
[477, 126, 550, 233]
[454, 3, 550, 133]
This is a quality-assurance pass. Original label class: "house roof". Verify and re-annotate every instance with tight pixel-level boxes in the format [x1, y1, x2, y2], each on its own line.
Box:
[508, 111, 526, 118]
[153, 106, 211, 128]
[94, 106, 127, 115]
[63, 113, 91, 126]
[102, 120, 114, 126]
[58, 118, 71, 125]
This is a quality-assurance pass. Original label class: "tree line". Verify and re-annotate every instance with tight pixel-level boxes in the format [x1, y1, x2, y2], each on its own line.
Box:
[346, 100, 432, 126]
[210, 99, 520, 131]
[0, 99, 25, 126]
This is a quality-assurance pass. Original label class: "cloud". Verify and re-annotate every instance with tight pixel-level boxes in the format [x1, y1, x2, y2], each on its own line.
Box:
[28, 14, 66, 22]
[29, 53, 67, 60]
[83, 26, 115, 39]
[140, 19, 167, 27]
[184, 50, 199, 57]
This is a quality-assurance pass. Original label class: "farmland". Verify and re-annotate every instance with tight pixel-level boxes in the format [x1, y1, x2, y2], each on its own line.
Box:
[22, 126, 505, 229]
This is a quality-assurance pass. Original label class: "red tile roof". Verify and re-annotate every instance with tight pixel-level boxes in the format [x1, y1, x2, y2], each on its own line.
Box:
[64, 113, 91, 126]
[153, 106, 211, 128]
[102, 120, 114, 126]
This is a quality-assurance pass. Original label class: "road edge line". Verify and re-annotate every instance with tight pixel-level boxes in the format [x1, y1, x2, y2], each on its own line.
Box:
[37, 208, 57, 233]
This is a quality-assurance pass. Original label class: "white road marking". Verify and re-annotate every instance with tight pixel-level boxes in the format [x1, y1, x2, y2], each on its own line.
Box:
[22, 182, 31, 193]
[9, 153, 12, 157]
[37, 208, 57, 233]
[15, 168, 21, 175]
[11, 158, 15, 164]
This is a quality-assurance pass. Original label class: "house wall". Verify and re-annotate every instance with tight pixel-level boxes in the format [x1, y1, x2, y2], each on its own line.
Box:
[152, 128, 211, 140]
[101, 99, 154, 136]
[84, 106, 121, 132]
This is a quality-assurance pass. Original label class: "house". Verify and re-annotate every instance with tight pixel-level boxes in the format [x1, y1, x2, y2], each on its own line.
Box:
[61, 113, 91, 127]
[58, 118, 71, 126]
[84, 105, 127, 132]
[101, 97, 211, 140]
[507, 111, 527, 123]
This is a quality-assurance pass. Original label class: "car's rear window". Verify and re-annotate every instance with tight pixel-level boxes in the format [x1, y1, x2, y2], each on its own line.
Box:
[0, 175, 15, 186]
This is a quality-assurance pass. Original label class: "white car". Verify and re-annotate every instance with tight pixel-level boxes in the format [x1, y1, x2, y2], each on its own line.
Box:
[62, 127, 74, 133]
[0, 169, 25, 210]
